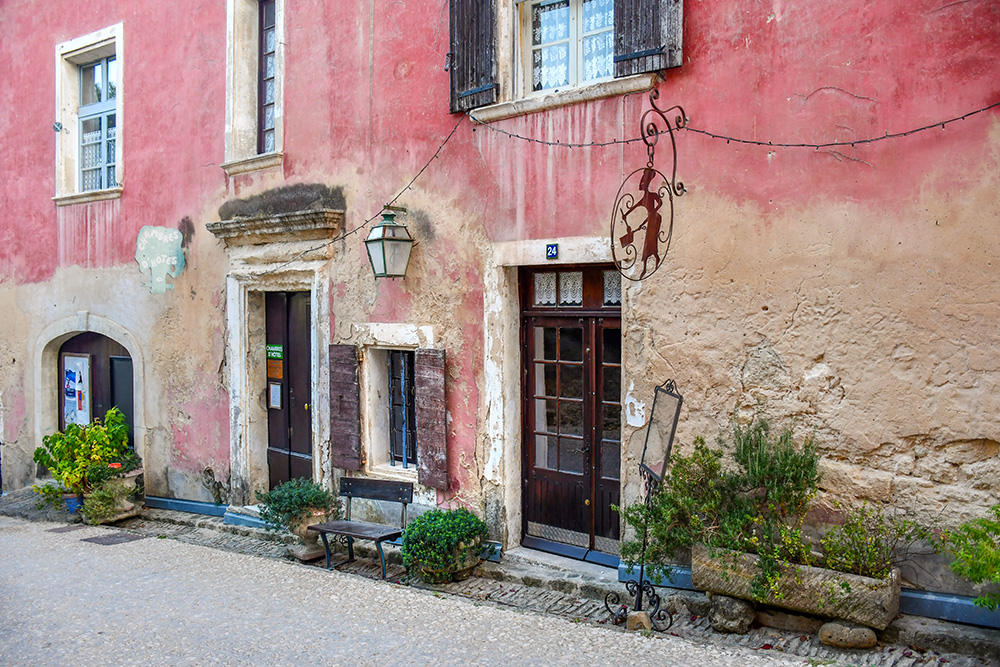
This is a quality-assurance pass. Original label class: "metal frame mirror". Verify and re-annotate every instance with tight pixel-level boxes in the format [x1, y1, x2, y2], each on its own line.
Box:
[639, 379, 683, 483]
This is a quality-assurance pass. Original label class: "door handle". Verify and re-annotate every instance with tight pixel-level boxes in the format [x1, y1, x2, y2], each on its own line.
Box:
[584, 499, 591, 506]
[304, 403, 309, 411]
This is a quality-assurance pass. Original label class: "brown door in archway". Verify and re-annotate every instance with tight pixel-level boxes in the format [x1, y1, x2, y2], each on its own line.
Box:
[59, 333, 134, 443]
[520, 267, 622, 567]
[265, 292, 313, 489]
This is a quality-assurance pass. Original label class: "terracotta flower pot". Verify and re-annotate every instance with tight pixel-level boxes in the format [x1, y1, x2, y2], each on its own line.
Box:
[414, 538, 484, 584]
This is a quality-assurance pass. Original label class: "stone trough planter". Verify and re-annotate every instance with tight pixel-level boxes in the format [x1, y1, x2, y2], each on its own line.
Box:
[691, 544, 900, 630]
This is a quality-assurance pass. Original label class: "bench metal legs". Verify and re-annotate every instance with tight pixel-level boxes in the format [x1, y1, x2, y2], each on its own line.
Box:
[375, 540, 387, 579]
[317, 533, 389, 579]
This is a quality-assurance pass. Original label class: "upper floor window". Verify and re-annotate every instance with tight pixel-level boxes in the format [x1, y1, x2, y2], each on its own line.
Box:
[223, 0, 284, 175]
[79, 56, 118, 191]
[54, 23, 123, 204]
[448, 0, 683, 115]
[258, 0, 277, 154]
[521, 0, 613, 95]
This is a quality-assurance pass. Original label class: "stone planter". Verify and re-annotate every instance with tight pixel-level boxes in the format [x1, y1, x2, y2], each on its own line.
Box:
[86, 468, 144, 524]
[691, 544, 900, 630]
[290, 509, 334, 544]
[413, 539, 484, 584]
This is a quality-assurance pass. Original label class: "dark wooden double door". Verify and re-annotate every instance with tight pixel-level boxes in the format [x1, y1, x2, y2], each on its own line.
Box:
[521, 268, 622, 566]
[266, 292, 313, 489]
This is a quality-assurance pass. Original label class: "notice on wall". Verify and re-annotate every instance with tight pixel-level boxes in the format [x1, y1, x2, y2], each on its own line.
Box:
[268, 382, 282, 409]
[62, 353, 92, 426]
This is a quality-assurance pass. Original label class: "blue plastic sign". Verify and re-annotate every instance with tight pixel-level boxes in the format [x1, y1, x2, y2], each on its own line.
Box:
[545, 243, 558, 260]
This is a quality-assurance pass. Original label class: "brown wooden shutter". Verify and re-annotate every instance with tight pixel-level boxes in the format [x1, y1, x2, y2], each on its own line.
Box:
[329, 344, 361, 471]
[414, 347, 448, 489]
[449, 0, 497, 113]
[614, 0, 683, 78]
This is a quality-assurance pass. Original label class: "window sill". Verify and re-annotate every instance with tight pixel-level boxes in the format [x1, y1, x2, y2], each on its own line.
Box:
[367, 462, 418, 484]
[53, 187, 123, 207]
[470, 73, 660, 123]
[221, 152, 283, 176]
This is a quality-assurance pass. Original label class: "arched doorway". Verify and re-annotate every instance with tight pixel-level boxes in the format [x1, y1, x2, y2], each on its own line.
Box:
[58, 332, 134, 442]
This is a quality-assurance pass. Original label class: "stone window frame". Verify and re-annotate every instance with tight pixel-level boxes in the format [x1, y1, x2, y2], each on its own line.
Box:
[356, 326, 436, 483]
[54, 23, 125, 206]
[222, 0, 285, 176]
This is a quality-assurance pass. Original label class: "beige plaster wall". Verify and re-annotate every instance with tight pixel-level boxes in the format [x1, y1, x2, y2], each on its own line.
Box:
[619, 130, 1000, 530]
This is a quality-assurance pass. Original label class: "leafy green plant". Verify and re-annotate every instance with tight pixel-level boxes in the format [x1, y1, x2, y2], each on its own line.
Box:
[821, 502, 928, 580]
[33, 407, 131, 499]
[256, 477, 340, 532]
[618, 416, 821, 602]
[937, 504, 1000, 610]
[401, 508, 488, 583]
[32, 481, 69, 510]
[85, 449, 143, 488]
[81, 480, 133, 525]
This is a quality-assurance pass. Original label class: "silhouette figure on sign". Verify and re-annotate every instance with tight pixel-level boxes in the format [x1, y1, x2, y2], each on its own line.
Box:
[618, 167, 664, 279]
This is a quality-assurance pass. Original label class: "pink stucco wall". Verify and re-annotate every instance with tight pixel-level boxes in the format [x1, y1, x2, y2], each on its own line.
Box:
[1, 0, 998, 510]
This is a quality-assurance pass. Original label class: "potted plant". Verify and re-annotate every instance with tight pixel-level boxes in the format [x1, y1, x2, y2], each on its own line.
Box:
[619, 416, 912, 631]
[33, 407, 133, 514]
[81, 449, 144, 525]
[401, 507, 488, 584]
[257, 477, 340, 543]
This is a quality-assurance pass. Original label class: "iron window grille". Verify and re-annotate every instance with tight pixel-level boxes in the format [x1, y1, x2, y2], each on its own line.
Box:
[78, 56, 117, 191]
[387, 350, 417, 467]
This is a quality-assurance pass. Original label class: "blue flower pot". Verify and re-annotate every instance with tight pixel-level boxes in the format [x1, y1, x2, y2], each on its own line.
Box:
[63, 494, 83, 514]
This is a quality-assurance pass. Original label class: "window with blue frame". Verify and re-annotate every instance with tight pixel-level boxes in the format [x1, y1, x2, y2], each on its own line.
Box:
[78, 56, 117, 191]
[387, 350, 417, 467]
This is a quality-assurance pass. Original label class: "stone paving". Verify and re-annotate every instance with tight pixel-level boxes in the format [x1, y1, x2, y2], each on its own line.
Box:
[1, 489, 997, 667]
[1, 515, 805, 667]
[112, 509, 996, 667]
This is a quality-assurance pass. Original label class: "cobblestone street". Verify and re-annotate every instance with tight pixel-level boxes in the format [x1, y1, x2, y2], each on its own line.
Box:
[0, 515, 808, 667]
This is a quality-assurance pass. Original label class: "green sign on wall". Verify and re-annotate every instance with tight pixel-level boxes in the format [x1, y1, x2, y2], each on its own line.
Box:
[266, 344, 283, 360]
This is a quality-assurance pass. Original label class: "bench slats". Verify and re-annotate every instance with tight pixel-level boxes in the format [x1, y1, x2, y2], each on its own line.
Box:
[340, 477, 413, 504]
[308, 520, 402, 543]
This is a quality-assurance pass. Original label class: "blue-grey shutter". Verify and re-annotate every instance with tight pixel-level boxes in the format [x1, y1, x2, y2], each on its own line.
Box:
[449, 0, 497, 113]
[614, 0, 683, 78]
[415, 348, 448, 489]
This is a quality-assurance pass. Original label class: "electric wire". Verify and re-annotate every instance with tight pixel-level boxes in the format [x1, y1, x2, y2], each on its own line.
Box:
[256, 113, 465, 276]
[470, 100, 1000, 150]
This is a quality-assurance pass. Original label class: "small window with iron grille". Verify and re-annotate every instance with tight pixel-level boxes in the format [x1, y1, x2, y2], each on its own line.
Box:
[387, 350, 417, 467]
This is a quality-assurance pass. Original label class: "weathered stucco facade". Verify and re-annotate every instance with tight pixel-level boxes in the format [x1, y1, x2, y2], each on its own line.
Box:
[1, 0, 997, 599]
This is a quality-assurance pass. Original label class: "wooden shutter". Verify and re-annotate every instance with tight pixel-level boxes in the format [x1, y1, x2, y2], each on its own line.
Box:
[414, 348, 448, 489]
[449, 0, 497, 113]
[329, 344, 362, 471]
[614, 0, 683, 78]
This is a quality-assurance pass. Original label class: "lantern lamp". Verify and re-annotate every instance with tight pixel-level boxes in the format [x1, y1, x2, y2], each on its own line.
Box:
[365, 207, 414, 279]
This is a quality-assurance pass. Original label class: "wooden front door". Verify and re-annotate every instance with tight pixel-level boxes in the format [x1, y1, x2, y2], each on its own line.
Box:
[266, 292, 313, 488]
[521, 267, 622, 566]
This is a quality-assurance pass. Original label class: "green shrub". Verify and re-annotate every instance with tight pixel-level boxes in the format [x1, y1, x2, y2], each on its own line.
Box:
[81, 480, 132, 525]
[401, 508, 488, 583]
[938, 505, 1000, 610]
[33, 407, 131, 500]
[821, 502, 928, 580]
[256, 478, 340, 532]
[618, 416, 821, 602]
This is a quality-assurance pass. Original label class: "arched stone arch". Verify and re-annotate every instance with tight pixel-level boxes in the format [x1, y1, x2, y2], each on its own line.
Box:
[33, 312, 146, 462]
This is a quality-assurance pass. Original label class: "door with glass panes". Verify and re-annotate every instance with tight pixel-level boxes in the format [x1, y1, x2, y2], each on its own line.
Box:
[521, 267, 622, 566]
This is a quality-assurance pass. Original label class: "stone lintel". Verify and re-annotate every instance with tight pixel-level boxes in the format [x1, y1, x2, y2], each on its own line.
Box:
[207, 208, 345, 246]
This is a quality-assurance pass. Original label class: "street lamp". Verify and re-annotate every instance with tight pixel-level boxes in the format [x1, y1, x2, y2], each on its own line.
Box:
[365, 207, 414, 279]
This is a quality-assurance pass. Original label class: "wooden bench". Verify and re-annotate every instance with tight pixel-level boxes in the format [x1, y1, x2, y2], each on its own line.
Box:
[308, 477, 413, 579]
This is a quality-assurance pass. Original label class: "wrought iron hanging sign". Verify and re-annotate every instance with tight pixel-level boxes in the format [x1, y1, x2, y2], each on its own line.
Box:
[610, 90, 687, 281]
